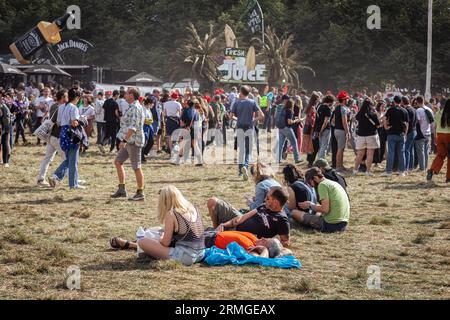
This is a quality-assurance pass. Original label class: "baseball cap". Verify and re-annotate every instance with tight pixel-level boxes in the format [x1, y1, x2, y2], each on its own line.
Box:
[313, 158, 331, 170]
[337, 91, 350, 100]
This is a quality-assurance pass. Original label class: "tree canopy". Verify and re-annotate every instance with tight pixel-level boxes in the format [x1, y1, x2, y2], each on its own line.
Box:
[1, 0, 449, 93]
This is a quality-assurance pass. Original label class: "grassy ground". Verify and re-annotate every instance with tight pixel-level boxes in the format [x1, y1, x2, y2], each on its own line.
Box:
[0, 132, 449, 300]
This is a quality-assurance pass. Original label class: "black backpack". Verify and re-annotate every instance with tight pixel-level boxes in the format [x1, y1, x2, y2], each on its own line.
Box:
[424, 107, 435, 124]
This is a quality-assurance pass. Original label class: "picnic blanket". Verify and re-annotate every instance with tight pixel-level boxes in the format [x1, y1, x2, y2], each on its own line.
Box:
[203, 242, 302, 269]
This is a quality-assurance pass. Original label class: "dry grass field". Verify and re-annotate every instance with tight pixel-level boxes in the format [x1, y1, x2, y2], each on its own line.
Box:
[1, 132, 449, 300]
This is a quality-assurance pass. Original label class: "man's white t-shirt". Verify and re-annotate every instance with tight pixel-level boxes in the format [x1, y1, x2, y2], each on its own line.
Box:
[416, 106, 432, 137]
[163, 100, 182, 117]
[35, 96, 54, 118]
[95, 99, 105, 123]
[80, 105, 95, 119]
[118, 98, 129, 116]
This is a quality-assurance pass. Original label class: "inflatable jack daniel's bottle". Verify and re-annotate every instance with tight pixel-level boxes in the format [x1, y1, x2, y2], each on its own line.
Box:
[9, 13, 71, 64]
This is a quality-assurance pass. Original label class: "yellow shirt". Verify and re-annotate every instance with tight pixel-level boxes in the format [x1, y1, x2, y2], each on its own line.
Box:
[435, 109, 450, 134]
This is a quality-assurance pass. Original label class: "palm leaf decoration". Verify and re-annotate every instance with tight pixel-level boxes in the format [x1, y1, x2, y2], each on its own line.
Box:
[254, 26, 315, 88]
[170, 23, 223, 91]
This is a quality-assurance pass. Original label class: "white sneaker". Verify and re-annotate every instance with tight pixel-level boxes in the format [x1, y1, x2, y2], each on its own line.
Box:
[365, 171, 374, 177]
[241, 167, 249, 181]
[380, 172, 392, 177]
[71, 185, 87, 190]
[78, 179, 87, 185]
[4, 163, 9, 168]
[399, 172, 406, 177]
[37, 180, 50, 187]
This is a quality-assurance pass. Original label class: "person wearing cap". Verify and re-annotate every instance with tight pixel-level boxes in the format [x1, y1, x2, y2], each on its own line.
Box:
[296, 167, 350, 233]
[99, 90, 120, 154]
[332, 91, 351, 172]
[313, 158, 347, 191]
[163, 92, 182, 153]
[381, 95, 409, 177]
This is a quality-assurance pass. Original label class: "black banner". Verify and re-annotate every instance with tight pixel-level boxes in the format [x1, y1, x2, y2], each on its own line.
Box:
[246, 0, 264, 34]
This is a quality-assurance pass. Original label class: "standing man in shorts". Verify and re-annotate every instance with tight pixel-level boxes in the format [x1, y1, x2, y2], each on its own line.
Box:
[111, 88, 146, 201]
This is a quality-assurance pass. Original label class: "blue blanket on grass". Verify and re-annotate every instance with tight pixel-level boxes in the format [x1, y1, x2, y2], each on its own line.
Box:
[203, 242, 301, 269]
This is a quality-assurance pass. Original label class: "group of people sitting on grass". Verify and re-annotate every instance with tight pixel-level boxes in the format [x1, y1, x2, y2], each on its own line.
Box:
[110, 161, 350, 266]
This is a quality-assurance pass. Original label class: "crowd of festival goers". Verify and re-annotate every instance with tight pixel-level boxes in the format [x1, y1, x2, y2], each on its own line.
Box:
[1, 81, 449, 265]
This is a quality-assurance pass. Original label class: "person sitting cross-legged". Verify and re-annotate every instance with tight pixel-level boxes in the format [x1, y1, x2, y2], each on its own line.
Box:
[208, 186, 290, 247]
[293, 167, 350, 233]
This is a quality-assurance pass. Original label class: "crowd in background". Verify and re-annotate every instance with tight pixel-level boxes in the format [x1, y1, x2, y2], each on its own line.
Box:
[1, 81, 449, 185]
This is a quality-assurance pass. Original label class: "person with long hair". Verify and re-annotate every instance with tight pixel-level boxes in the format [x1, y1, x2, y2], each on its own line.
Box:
[373, 101, 388, 166]
[276, 99, 302, 164]
[282, 164, 317, 223]
[302, 93, 319, 167]
[353, 98, 381, 176]
[427, 99, 450, 183]
[246, 163, 281, 210]
[110, 185, 205, 266]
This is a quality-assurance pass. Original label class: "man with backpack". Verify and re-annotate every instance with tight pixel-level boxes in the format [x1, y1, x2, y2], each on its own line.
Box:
[414, 96, 435, 172]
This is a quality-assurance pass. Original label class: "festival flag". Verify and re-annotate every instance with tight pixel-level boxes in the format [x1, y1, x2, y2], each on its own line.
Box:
[245, 0, 265, 43]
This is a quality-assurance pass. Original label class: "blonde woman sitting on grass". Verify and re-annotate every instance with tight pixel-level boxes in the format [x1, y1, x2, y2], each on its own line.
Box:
[110, 185, 205, 266]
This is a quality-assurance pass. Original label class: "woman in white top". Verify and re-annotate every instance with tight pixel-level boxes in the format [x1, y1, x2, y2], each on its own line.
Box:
[80, 96, 95, 137]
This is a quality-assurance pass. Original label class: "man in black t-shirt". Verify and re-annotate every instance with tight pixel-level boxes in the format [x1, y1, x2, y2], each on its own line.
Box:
[402, 96, 418, 172]
[100, 90, 120, 153]
[382, 96, 409, 176]
[314, 95, 335, 160]
[210, 186, 291, 247]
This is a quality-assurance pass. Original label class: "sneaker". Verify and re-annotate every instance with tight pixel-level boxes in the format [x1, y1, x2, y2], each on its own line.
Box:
[352, 170, 358, 176]
[111, 187, 128, 198]
[78, 179, 87, 185]
[71, 185, 87, 190]
[98, 144, 105, 155]
[37, 180, 50, 187]
[365, 171, 374, 177]
[426, 170, 434, 181]
[129, 192, 145, 201]
[380, 172, 392, 177]
[48, 175, 58, 188]
[3, 163, 9, 168]
[295, 159, 304, 164]
[399, 172, 406, 177]
[241, 167, 249, 181]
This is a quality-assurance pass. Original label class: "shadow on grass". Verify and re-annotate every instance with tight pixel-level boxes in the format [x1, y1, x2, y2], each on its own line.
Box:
[0, 186, 50, 195]
[372, 181, 449, 190]
[83, 255, 184, 272]
[3, 196, 84, 205]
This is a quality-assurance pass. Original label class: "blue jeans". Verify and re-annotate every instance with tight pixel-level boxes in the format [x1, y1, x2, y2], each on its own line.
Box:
[54, 146, 79, 188]
[317, 129, 331, 159]
[404, 130, 417, 171]
[278, 127, 301, 162]
[237, 128, 253, 174]
[386, 134, 406, 173]
[414, 137, 430, 171]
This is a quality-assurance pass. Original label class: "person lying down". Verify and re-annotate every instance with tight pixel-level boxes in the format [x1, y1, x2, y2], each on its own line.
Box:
[110, 230, 292, 259]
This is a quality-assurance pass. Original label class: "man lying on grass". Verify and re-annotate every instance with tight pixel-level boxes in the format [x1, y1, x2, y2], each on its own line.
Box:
[208, 186, 291, 247]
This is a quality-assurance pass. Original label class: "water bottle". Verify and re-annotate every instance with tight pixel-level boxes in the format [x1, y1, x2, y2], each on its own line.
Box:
[136, 227, 145, 256]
